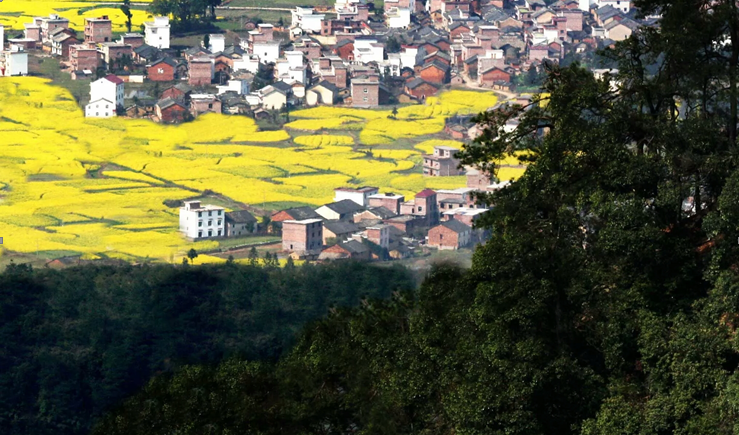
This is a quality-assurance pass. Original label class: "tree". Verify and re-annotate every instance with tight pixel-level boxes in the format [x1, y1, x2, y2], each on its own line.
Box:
[203, 33, 210, 50]
[386, 36, 401, 53]
[284, 256, 295, 269]
[248, 246, 259, 266]
[187, 248, 198, 264]
[120, 0, 133, 33]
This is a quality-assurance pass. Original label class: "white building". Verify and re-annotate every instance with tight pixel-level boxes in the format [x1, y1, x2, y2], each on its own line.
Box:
[386, 7, 411, 28]
[291, 6, 325, 33]
[91, 74, 124, 108]
[353, 38, 384, 64]
[233, 54, 261, 73]
[399, 45, 422, 70]
[0, 24, 4, 49]
[85, 99, 116, 118]
[0, 45, 28, 77]
[580, 0, 630, 13]
[179, 201, 226, 240]
[335, 0, 367, 8]
[208, 33, 225, 53]
[275, 51, 308, 84]
[216, 79, 250, 95]
[144, 16, 170, 49]
[253, 40, 281, 64]
[334, 186, 379, 206]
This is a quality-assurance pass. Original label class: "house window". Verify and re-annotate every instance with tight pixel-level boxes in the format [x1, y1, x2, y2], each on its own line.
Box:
[208, 211, 212, 216]
[218, 210, 222, 215]
[157, 68, 164, 74]
[208, 103, 213, 109]
[198, 221, 202, 227]
[418, 206, 423, 212]
[198, 212, 202, 217]
[217, 220, 222, 225]
[198, 231, 203, 237]
[209, 220, 213, 226]
[363, 97, 368, 102]
[290, 244, 293, 249]
[208, 230, 213, 237]
[363, 87, 368, 93]
[217, 230, 221, 236]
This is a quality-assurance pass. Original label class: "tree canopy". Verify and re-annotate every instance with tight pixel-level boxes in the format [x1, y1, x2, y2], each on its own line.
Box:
[92, 0, 739, 432]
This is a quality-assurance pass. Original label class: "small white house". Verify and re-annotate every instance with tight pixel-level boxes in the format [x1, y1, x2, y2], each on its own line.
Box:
[179, 200, 226, 239]
[0, 45, 28, 76]
[85, 99, 116, 118]
[144, 16, 170, 49]
[334, 187, 379, 206]
[353, 38, 384, 64]
[216, 79, 250, 95]
[208, 33, 225, 53]
[386, 7, 411, 29]
[254, 40, 281, 64]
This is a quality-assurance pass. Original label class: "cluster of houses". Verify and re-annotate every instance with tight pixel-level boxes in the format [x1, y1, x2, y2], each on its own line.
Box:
[0, 0, 652, 120]
[179, 166, 509, 261]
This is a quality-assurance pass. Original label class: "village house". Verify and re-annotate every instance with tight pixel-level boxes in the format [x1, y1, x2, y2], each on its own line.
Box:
[318, 239, 371, 261]
[161, 83, 192, 101]
[368, 192, 405, 214]
[84, 16, 112, 43]
[179, 200, 225, 239]
[423, 146, 464, 176]
[85, 74, 124, 118]
[144, 16, 170, 49]
[436, 187, 479, 210]
[147, 57, 178, 81]
[69, 44, 99, 73]
[427, 219, 472, 250]
[323, 221, 360, 244]
[99, 42, 133, 68]
[315, 199, 365, 221]
[190, 94, 221, 117]
[306, 81, 339, 105]
[365, 225, 391, 249]
[225, 210, 259, 236]
[0, 45, 28, 77]
[383, 214, 422, 233]
[188, 57, 213, 86]
[271, 206, 322, 224]
[333, 186, 379, 206]
[51, 33, 79, 58]
[120, 33, 145, 49]
[405, 78, 441, 100]
[260, 82, 292, 110]
[442, 207, 488, 227]
[400, 189, 440, 226]
[282, 218, 324, 256]
[156, 98, 188, 123]
[353, 206, 396, 223]
[351, 78, 380, 107]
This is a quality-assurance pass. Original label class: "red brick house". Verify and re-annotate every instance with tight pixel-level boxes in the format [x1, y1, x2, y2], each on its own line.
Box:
[188, 57, 213, 86]
[420, 61, 449, 84]
[333, 40, 355, 61]
[282, 218, 323, 256]
[69, 44, 99, 72]
[161, 83, 192, 101]
[449, 22, 471, 38]
[478, 66, 511, 86]
[156, 98, 187, 123]
[427, 220, 471, 250]
[147, 57, 177, 81]
[271, 206, 322, 223]
[405, 78, 441, 100]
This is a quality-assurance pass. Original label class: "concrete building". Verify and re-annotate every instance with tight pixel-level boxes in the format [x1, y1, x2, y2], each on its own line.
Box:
[323, 221, 360, 244]
[179, 201, 226, 239]
[99, 42, 133, 67]
[282, 219, 323, 255]
[144, 16, 170, 49]
[423, 146, 464, 176]
[0, 45, 28, 77]
[291, 6, 325, 33]
[368, 192, 405, 214]
[366, 225, 390, 248]
[85, 74, 123, 117]
[216, 79, 250, 95]
[84, 16, 113, 43]
[208, 33, 226, 53]
[253, 40, 281, 64]
[334, 186, 379, 206]
[353, 38, 384, 63]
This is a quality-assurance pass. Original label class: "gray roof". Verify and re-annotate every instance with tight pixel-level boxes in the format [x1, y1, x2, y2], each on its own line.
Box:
[339, 239, 370, 254]
[282, 206, 322, 220]
[226, 210, 257, 224]
[406, 77, 440, 89]
[440, 219, 471, 233]
[157, 98, 186, 110]
[324, 221, 360, 235]
[321, 199, 364, 215]
[365, 206, 396, 219]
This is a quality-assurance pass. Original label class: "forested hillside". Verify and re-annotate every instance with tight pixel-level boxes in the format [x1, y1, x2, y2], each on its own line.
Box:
[93, 0, 739, 432]
[0, 261, 414, 435]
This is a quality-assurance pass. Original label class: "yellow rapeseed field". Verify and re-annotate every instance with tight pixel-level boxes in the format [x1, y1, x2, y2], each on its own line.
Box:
[0, 78, 523, 261]
[0, 1, 153, 32]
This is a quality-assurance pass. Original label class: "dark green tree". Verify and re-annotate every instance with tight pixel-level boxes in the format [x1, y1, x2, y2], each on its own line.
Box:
[120, 0, 133, 33]
[187, 248, 198, 264]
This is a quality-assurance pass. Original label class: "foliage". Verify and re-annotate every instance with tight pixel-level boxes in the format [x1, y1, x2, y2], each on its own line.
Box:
[0, 261, 414, 435]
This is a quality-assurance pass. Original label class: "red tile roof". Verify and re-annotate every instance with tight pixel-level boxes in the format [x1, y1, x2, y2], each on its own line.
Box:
[416, 189, 436, 198]
[104, 74, 124, 84]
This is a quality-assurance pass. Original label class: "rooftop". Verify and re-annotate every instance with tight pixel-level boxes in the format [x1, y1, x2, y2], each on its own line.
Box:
[284, 218, 324, 225]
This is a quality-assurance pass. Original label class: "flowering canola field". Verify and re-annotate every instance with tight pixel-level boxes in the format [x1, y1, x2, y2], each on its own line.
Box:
[0, 0, 153, 33]
[0, 77, 518, 262]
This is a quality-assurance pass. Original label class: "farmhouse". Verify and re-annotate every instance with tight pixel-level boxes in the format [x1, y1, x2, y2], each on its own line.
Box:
[179, 201, 225, 240]
[225, 210, 259, 236]
[282, 219, 323, 255]
[427, 219, 471, 250]
[318, 240, 371, 261]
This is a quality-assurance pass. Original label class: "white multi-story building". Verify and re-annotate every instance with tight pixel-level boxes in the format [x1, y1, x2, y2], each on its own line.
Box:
[179, 201, 226, 239]
[253, 40, 281, 64]
[386, 7, 411, 28]
[579, 0, 630, 13]
[216, 79, 250, 95]
[144, 16, 170, 49]
[208, 33, 225, 53]
[275, 51, 308, 84]
[0, 45, 28, 77]
[291, 6, 325, 33]
[85, 74, 123, 117]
